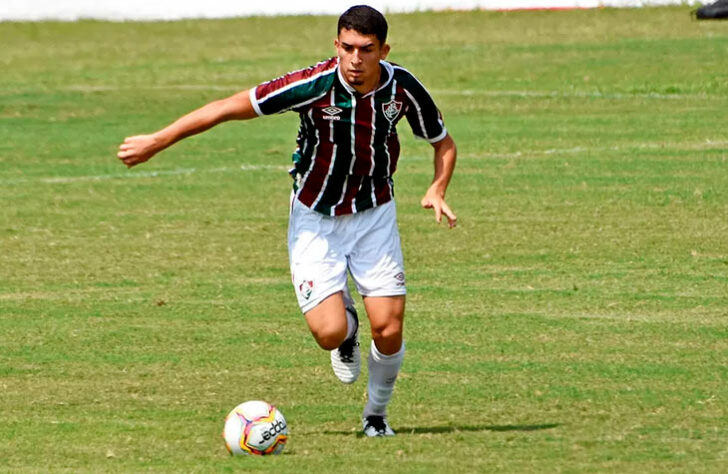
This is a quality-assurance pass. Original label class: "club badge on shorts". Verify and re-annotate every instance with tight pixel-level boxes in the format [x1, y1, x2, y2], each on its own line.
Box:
[298, 280, 314, 300]
[382, 100, 403, 122]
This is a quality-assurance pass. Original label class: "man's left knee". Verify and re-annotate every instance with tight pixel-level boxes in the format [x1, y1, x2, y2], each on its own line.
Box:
[371, 319, 402, 339]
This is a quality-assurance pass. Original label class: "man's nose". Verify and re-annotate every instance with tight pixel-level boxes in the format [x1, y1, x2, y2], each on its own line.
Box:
[352, 50, 362, 63]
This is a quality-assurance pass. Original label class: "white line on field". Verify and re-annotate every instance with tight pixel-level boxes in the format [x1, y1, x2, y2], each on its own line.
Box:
[431, 89, 711, 100]
[2, 140, 725, 186]
[466, 140, 728, 160]
[65, 84, 242, 93]
[2, 84, 717, 101]
[0, 163, 289, 186]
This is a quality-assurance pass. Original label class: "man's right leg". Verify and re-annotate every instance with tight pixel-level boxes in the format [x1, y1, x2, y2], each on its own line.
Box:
[304, 289, 361, 384]
[304, 291, 347, 350]
[288, 198, 359, 383]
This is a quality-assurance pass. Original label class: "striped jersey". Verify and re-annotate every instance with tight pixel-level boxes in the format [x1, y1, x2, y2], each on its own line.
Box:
[249, 57, 447, 216]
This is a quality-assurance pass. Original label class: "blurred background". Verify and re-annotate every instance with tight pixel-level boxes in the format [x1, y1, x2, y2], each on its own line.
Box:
[1, 0, 691, 21]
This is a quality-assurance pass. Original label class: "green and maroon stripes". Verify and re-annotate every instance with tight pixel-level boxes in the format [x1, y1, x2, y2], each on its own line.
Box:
[351, 94, 375, 176]
[251, 58, 446, 216]
[252, 58, 338, 116]
[297, 91, 337, 210]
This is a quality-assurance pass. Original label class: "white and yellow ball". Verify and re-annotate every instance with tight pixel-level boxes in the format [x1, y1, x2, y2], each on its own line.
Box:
[222, 400, 288, 456]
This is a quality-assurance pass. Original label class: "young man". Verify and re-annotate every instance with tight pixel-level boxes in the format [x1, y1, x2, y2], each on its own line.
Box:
[117, 5, 456, 437]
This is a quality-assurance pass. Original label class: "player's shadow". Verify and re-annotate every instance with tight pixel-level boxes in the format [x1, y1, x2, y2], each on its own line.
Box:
[323, 423, 559, 436]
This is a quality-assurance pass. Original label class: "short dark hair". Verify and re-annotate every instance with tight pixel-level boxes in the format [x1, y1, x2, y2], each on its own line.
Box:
[338, 5, 388, 45]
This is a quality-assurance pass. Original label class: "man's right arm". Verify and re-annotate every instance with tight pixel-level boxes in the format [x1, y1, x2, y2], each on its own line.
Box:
[117, 89, 258, 168]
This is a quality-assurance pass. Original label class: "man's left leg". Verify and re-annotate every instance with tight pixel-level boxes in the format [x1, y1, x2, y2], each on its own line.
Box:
[361, 295, 405, 437]
[346, 200, 406, 436]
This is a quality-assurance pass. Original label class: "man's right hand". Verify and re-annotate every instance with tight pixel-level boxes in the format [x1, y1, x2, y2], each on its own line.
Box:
[117, 134, 162, 168]
[116, 89, 258, 169]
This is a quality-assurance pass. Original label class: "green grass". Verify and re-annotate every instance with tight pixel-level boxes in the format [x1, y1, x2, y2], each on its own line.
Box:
[1, 6, 727, 472]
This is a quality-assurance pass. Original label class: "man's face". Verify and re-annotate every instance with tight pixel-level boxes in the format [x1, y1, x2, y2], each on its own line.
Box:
[335, 28, 390, 93]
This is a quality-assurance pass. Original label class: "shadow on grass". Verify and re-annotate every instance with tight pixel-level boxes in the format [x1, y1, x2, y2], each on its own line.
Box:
[323, 423, 560, 436]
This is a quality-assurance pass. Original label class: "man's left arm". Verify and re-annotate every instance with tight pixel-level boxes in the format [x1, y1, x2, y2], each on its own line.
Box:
[421, 133, 457, 228]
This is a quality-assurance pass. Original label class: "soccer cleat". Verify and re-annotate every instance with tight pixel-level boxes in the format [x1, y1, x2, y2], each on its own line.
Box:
[330, 306, 360, 384]
[362, 415, 395, 437]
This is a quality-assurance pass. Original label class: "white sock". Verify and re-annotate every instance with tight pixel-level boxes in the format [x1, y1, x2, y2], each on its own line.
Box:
[341, 285, 355, 309]
[342, 287, 357, 340]
[344, 307, 357, 340]
[363, 340, 405, 418]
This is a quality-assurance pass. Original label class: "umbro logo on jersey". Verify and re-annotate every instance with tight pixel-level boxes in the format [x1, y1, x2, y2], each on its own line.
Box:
[322, 106, 343, 121]
[382, 100, 403, 122]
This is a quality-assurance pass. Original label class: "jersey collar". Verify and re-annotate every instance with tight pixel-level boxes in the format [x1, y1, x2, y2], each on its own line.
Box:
[336, 59, 394, 98]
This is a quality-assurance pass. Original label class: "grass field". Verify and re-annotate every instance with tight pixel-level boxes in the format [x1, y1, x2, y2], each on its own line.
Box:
[1, 5, 727, 472]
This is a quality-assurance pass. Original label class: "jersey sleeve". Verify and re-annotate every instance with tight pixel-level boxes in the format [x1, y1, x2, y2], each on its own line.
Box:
[249, 58, 338, 116]
[403, 75, 447, 144]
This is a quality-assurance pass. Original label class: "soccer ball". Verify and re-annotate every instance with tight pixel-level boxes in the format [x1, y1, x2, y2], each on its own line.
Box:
[222, 400, 288, 456]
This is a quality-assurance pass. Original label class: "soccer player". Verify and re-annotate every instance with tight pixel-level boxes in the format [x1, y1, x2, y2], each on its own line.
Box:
[117, 5, 456, 437]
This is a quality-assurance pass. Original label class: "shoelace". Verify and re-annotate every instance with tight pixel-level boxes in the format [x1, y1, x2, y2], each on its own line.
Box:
[338, 338, 358, 362]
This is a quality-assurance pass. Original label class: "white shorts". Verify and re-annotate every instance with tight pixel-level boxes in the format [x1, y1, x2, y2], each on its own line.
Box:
[288, 198, 407, 313]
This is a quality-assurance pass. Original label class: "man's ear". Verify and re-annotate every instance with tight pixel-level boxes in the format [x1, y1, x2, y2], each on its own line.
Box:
[380, 43, 391, 60]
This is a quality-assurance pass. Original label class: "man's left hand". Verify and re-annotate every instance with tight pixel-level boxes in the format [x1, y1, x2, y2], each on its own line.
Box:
[421, 188, 457, 228]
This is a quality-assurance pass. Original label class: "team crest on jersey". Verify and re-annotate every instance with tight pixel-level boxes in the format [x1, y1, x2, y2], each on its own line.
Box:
[322, 106, 343, 121]
[382, 100, 403, 122]
[298, 280, 314, 300]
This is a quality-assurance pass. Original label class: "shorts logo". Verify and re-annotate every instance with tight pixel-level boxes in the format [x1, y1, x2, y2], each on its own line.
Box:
[322, 106, 343, 121]
[298, 280, 314, 300]
[382, 100, 403, 122]
[394, 272, 406, 287]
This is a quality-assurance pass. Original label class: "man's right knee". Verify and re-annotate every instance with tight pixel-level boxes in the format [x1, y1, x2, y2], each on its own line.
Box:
[309, 325, 346, 350]
[305, 292, 347, 350]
